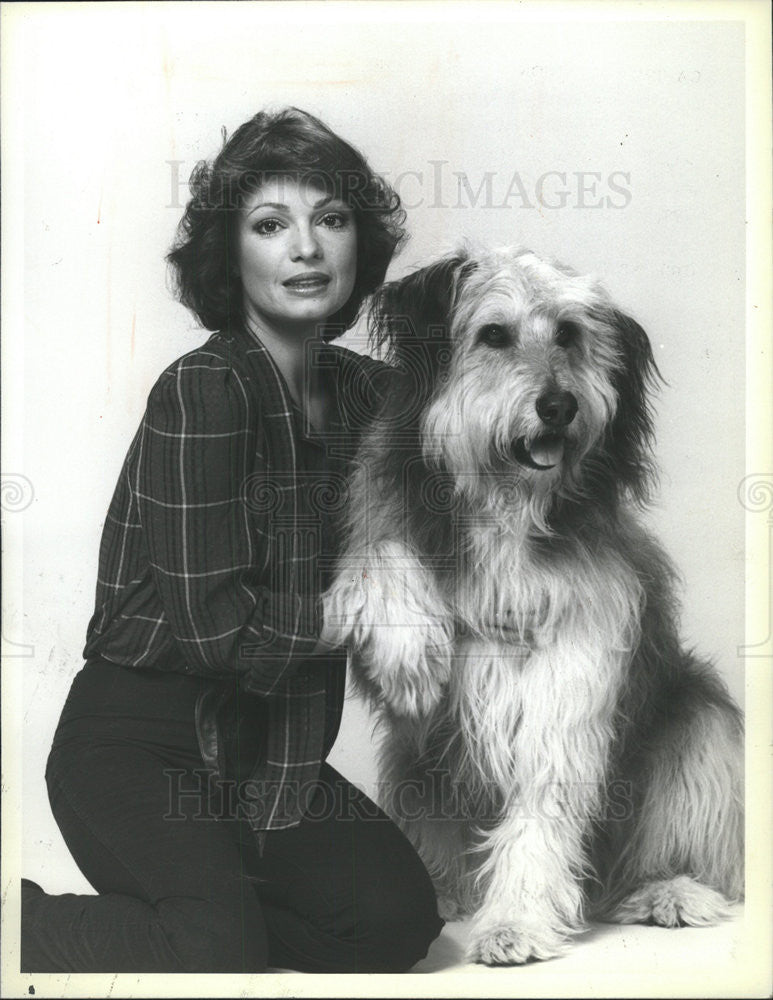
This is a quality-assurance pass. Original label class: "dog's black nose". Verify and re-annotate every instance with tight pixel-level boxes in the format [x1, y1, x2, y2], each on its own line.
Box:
[535, 390, 578, 427]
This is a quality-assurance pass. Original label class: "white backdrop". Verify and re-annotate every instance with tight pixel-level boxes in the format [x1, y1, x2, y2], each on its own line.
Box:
[2, 1, 761, 911]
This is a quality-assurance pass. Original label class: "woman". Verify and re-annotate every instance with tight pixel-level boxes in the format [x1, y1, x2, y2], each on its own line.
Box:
[21, 107, 444, 973]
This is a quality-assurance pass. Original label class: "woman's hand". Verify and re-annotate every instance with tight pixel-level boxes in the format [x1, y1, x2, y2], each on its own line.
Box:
[310, 611, 343, 656]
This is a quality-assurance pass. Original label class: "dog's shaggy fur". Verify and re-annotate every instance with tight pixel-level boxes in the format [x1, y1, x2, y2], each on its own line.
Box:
[323, 247, 744, 965]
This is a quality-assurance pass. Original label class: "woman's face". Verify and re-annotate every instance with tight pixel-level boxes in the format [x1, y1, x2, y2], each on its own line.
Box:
[237, 176, 358, 339]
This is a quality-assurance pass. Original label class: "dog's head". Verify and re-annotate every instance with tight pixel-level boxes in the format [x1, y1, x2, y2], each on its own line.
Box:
[369, 247, 661, 520]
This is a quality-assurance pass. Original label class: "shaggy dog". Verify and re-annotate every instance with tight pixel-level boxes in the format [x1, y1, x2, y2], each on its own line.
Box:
[323, 248, 744, 965]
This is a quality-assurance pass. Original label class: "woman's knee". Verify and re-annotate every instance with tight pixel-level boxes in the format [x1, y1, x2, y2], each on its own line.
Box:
[354, 877, 445, 972]
[156, 895, 268, 972]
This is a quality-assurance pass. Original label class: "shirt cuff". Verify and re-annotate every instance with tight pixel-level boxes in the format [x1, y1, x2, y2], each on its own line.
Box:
[239, 591, 325, 696]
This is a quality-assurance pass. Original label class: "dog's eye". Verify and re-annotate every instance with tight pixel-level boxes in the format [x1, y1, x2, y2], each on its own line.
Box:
[555, 321, 581, 347]
[477, 324, 509, 348]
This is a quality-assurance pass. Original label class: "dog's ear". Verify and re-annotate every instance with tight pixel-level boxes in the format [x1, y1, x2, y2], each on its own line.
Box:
[368, 254, 475, 411]
[607, 311, 663, 502]
[369, 254, 474, 357]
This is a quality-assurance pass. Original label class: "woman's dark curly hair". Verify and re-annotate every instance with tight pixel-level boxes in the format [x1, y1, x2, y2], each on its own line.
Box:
[167, 107, 407, 338]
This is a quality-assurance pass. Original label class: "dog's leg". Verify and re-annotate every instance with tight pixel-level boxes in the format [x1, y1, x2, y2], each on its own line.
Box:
[397, 808, 476, 921]
[323, 540, 454, 717]
[377, 717, 480, 920]
[599, 662, 744, 927]
[463, 636, 624, 965]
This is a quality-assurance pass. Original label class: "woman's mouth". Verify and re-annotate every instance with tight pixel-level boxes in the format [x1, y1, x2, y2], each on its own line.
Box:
[283, 272, 331, 294]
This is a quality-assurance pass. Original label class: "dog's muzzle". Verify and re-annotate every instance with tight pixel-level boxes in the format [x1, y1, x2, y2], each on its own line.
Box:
[512, 391, 578, 470]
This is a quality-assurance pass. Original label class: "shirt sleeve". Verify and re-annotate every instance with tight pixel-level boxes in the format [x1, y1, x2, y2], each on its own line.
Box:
[135, 354, 325, 695]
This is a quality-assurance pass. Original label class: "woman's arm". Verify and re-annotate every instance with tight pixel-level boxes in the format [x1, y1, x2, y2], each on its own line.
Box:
[135, 353, 333, 694]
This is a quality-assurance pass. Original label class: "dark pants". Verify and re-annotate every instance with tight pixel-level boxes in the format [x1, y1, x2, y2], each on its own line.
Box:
[21, 662, 443, 973]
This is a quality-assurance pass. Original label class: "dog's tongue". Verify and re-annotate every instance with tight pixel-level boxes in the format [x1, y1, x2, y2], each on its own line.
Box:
[529, 436, 565, 468]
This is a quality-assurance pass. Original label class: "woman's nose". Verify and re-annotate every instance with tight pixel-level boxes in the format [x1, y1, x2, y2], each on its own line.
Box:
[289, 222, 322, 260]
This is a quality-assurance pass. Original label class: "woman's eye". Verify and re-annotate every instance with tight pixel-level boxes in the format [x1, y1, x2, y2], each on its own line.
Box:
[477, 324, 509, 348]
[555, 321, 580, 347]
[319, 212, 349, 229]
[253, 218, 282, 236]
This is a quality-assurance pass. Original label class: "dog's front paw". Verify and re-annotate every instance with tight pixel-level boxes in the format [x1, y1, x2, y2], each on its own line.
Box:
[468, 921, 569, 966]
[366, 632, 451, 717]
[324, 546, 454, 716]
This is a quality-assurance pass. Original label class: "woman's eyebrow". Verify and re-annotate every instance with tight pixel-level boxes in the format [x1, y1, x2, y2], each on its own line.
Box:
[246, 195, 349, 217]
[246, 201, 288, 215]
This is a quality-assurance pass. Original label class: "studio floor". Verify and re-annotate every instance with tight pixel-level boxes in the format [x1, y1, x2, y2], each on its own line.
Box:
[266, 906, 757, 997]
[412, 907, 746, 976]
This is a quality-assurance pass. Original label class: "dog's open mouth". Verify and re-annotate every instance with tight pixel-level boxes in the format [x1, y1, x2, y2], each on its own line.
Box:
[512, 434, 565, 470]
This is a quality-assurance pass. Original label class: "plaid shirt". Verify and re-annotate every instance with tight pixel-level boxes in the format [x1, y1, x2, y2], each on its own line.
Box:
[83, 324, 387, 833]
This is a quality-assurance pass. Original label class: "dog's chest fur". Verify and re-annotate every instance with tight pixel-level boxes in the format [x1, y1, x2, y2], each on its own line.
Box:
[424, 514, 645, 792]
[447, 512, 642, 648]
